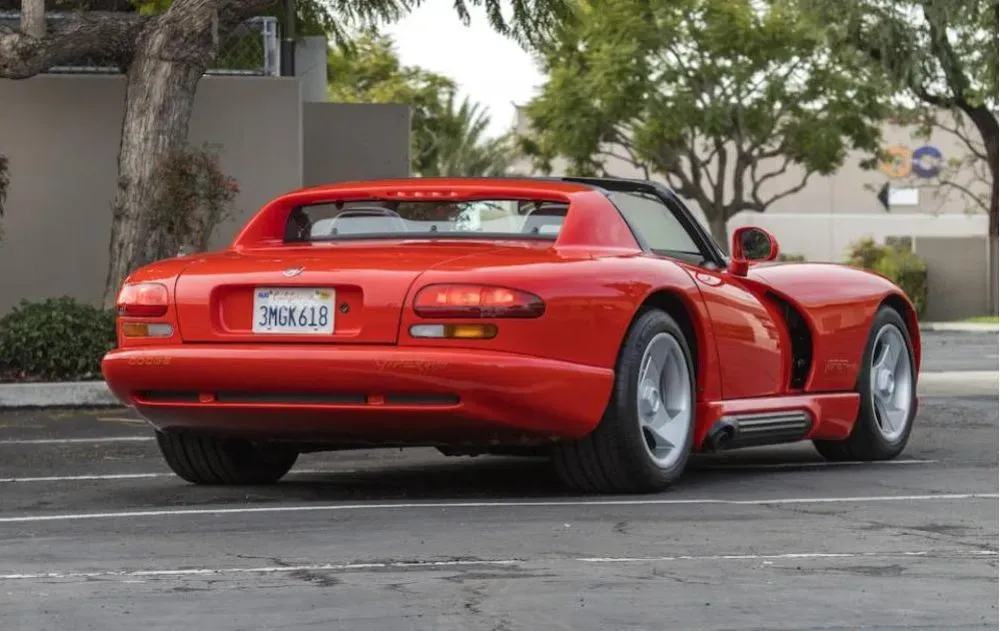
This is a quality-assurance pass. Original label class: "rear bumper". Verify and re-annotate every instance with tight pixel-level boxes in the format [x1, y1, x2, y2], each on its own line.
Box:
[101, 344, 614, 444]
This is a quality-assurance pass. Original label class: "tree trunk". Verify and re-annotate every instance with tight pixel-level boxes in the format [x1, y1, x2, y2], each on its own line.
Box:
[965, 104, 999, 316]
[707, 211, 729, 254]
[101, 7, 218, 308]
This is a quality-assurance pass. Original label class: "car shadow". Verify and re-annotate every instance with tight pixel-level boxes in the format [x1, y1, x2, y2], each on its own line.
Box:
[109, 442, 888, 507]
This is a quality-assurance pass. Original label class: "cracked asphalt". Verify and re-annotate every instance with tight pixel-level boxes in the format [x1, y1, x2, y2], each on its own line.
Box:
[0, 331, 997, 630]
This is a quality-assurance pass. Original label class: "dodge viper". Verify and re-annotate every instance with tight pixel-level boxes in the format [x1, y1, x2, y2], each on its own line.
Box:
[101, 176, 921, 494]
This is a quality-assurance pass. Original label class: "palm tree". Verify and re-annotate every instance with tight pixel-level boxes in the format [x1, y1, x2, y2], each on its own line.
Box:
[415, 92, 520, 177]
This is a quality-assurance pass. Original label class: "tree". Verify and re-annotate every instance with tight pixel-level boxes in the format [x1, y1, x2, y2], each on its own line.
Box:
[0, 0, 572, 308]
[327, 31, 520, 177]
[416, 91, 520, 177]
[518, 0, 891, 248]
[813, 0, 998, 314]
[0, 153, 8, 240]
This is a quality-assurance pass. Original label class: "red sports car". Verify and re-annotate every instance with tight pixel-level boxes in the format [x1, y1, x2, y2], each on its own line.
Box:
[101, 177, 921, 494]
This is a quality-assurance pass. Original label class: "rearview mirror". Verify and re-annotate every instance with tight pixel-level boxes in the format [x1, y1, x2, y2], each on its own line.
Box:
[729, 226, 779, 276]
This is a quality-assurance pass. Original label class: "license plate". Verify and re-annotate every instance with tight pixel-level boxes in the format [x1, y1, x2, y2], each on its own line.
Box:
[252, 287, 335, 334]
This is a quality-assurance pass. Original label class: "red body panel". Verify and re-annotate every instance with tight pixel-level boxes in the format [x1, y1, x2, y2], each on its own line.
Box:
[101, 345, 613, 442]
[746, 262, 923, 389]
[103, 177, 922, 453]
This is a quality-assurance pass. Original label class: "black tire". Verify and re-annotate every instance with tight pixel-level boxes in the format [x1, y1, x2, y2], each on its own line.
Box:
[813, 306, 917, 462]
[552, 308, 697, 494]
[156, 431, 299, 485]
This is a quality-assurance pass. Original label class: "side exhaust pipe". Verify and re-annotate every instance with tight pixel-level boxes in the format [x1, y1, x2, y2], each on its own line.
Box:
[705, 418, 737, 452]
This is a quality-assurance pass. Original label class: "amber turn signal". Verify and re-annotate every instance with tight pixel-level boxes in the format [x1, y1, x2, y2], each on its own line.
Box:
[121, 322, 174, 338]
[409, 323, 498, 339]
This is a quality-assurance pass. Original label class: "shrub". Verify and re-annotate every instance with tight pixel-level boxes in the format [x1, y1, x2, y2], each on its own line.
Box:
[844, 237, 928, 319]
[0, 297, 117, 382]
[778, 252, 806, 262]
[148, 143, 240, 256]
[874, 246, 928, 318]
[845, 237, 883, 269]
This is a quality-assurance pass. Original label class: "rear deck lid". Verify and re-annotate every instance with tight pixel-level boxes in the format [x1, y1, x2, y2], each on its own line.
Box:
[172, 242, 502, 344]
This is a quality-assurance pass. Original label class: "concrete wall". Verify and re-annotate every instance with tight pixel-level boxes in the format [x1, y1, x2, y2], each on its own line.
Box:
[914, 236, 992, 321]
[295, 36, 331, 103]
[0, 74, 412, 315]
[302, 103, 411, 186]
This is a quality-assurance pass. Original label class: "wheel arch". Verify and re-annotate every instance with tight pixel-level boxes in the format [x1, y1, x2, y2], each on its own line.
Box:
[878, 291, 923, 373]
[629, 287, 719, 401]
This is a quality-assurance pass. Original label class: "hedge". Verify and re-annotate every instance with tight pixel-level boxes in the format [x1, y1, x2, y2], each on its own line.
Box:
[0, 297, 117, 382]
[845, 237, 928, 319]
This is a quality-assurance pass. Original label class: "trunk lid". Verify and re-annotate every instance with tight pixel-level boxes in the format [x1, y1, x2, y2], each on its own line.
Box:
[172, 241, 504, 344]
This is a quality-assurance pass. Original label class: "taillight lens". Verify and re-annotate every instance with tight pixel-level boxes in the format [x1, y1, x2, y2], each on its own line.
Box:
[116, 282, 169, 317]
[413, 284, 545, 318]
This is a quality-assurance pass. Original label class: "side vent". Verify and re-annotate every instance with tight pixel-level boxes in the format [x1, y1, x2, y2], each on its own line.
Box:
[766, 292, 813, 389]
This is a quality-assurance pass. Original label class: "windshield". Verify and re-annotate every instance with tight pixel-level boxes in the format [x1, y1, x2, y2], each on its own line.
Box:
[284, 199, 570, 242]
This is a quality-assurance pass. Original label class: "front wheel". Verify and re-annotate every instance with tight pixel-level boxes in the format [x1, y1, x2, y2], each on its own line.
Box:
[813, 306, 917, 461]
[156, 431, 299, 485]
[552, 308, 697, 494]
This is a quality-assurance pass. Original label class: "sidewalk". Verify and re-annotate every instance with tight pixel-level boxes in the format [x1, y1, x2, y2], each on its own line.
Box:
[919, 321, 998, 333]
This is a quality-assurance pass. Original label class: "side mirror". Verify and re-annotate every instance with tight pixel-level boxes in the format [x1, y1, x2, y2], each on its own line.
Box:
[729, 226, 780, 276]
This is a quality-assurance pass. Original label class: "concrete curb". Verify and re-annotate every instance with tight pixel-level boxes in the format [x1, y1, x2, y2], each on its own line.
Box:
[0, 381, 120, 409]
[1, 372, 996, 409]
[919, 322, 998, 333]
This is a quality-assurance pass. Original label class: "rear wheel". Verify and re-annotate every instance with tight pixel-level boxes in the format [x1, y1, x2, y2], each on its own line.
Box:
[156, 431, 299, 485]
[813, 306, 917, 461]
[552, 308, 696, 494]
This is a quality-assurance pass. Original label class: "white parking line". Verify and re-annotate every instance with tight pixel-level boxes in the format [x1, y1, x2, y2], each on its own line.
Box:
[2, 549, 994, 582]
[0, 436, 152, 445]
[695, 459, 937, 470]
[0, 469, 354, 483]
[0, 493, 995, 524]
[0, 459, 939, 484]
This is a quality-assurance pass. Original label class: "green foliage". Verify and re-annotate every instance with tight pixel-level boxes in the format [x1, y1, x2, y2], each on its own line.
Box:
[808, 0, 997, 226]
[327, 32, 519, 176]
[0, 297, 117, 382]
[813, 0, 997, 111]
[520, 0, 891, 246]
[128, 0, 575, 48]
[845, 237, 928, 318]
[415, 92, 521, 177]
[846, 236, 885, 269]
[148, 143, 240, 255]
[778, 252, 806, 262]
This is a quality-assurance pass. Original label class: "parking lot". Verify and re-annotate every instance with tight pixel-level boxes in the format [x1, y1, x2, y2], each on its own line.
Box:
[1, 331, 997, 630]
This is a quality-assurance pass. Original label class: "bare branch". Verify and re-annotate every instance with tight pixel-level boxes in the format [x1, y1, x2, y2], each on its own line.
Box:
[0, 12, 146, 78]
[744, 155, 812, 212]
[938, 178, 991, 213]
[930, 109, 989, 162]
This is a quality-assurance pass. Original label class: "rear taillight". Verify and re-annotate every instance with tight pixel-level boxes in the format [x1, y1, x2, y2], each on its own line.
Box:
[116, 282, 169, 317]
[413, 284, 545, 319]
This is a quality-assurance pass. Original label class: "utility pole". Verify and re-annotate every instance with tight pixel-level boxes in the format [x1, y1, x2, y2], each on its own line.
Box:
[280, 0, 296, 77]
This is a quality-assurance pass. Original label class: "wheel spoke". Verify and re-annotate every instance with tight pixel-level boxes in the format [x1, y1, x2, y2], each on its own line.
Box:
[635, 332, 692, 469]
[883, 336, 902, 371]
[869, 323, 912, 443]
[643, 407, 679, 455]
[874, 395, 895, 434]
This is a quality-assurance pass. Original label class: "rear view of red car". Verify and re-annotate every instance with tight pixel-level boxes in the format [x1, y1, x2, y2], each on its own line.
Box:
[103, 177, 921, 494]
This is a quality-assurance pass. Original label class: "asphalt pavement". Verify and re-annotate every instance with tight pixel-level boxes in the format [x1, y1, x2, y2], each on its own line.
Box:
[0, 330, 996, 631]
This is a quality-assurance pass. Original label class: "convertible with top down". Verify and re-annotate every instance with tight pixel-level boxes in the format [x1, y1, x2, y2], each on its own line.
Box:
[101, 176, 921, 494]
